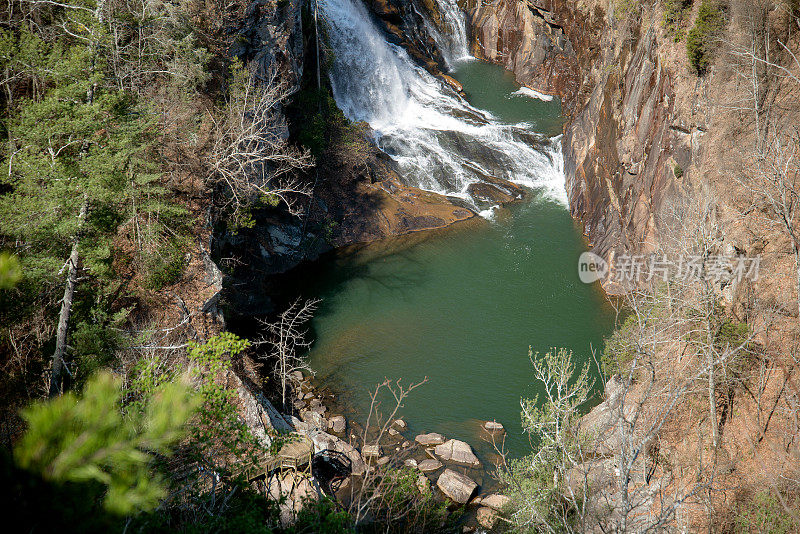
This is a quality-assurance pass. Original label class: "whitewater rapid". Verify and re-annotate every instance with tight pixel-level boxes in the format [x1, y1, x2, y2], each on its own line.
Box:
[318, 0, 568, 206]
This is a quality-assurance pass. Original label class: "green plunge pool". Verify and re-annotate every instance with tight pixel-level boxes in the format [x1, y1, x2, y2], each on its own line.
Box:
[302, 60, 615, 459]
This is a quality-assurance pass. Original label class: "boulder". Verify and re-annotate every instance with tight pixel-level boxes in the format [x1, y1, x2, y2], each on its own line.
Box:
[362, 444, 381, 457]
[483, 420, 505, 433]
[415, 432, 445, 446]
[388, 427, 400, 436]
[476, 507, 499, 529]
[300, 409, 326, 430]
[481, 493, 510, 511]
[289, 370, 305, 383]
[434, 439, 481, 467]
[467, 181, 518, 205]
[290, 475, 318, 508]
[393, 418, 407, 429]
[439, 74, 463, 93]
[308, 430, 366, 476]
[404, 458, 418, 468]
[377, 456, 390, 466]
[328, 415, 346, 433]
[418, 458, 443, 472]
[289, 415, 310, 434]
[437, 469, 477, 503]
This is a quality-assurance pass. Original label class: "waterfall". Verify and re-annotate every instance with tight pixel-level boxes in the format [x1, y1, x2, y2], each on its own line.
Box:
[422, 0, 470, 66]
[319, 0, 567, 206]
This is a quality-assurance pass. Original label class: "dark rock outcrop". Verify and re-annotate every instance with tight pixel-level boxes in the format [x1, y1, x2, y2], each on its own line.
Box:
[363, 0, 449, 73]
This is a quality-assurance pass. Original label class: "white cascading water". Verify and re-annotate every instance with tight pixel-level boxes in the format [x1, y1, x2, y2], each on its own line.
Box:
[421, 0, 470, 66]
[319, 0, 567, 206]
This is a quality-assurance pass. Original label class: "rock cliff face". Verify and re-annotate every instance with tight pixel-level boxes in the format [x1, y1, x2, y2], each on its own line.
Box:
[363, 0, 448, 72]
[563, 23, 687, 277]
[466, 0, 702, 290]
[463, 0, 580, 102]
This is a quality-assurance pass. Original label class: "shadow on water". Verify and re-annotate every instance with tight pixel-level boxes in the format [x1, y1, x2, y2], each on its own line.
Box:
[298, 192, 617, 465]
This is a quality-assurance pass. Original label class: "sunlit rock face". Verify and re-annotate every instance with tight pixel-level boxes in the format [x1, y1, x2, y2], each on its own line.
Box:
[463, 0, 690, 287]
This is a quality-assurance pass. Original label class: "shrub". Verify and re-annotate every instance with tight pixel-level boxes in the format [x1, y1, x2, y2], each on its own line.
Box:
[500, 348, 592, 532]
[369, 467, 452, 531]
[673, 164, 684, 179]
[663, 0, 692, 39]
[601, 314, 639, 378]
[731, 489, 799, 533]
[145, 241, 186, 289]
[687, 0, 725, 75]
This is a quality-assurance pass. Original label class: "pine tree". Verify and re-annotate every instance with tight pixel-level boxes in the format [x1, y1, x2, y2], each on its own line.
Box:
[14, 371, 198, 514]
[0, 18, 184, 392]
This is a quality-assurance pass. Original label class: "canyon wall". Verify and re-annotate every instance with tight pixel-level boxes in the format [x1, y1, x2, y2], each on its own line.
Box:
[466, 0, 704, 289]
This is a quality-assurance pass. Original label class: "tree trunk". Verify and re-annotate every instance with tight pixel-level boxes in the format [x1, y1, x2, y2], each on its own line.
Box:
[314, 0, 321, 91]
[48, 201, 87, 397]
[708, 348, 718, 449]
[795, 243, 800, 320]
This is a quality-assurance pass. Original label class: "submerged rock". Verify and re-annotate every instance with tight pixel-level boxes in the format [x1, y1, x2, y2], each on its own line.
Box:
[362, 444, 382, 457]
[483, 420, 505, 432]
[434, 439, 480, 467]
[418, 458, 443, 472]
[437, 468, 478, 503]
[415, 432, 445, 446]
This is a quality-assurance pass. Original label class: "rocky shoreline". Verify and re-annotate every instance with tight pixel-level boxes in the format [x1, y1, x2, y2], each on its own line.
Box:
[256, 370, 512, 530]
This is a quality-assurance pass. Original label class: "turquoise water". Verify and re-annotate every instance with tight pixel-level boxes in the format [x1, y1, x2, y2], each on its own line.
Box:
[450, 60, 563, 136]
[302, 60, 615, 459]
[304, 198, 615, 457]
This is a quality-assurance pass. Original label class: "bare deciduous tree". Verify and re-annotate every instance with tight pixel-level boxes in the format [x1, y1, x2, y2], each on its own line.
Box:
[346, 377, 429, 528]
[210, 67, 313, 227]
[728, 6, 800, 317]
[258, 298, 320, 409]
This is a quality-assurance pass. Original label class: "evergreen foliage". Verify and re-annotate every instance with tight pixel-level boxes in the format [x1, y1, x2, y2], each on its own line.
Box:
[14, 371, 198, 515]
[663, 0, 692, 39]
[687, 0, 725, 74]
